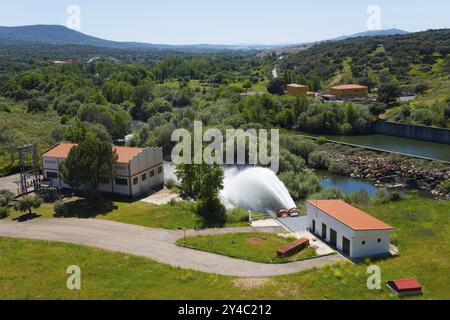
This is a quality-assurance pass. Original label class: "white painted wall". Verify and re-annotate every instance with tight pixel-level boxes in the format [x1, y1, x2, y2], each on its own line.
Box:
[42, 147, 164, 198]
[306, 203, 393, 258]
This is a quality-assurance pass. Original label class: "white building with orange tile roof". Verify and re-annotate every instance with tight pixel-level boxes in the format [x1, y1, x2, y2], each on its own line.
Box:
[42, 143, 164, 198]
[306, 200, 395, 258]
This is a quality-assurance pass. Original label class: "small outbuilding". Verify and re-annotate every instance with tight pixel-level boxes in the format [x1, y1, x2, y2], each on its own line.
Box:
[387, 279, 423, 297]
[286, 84, 308, 97]
[307, 200, 395, 259]
[330, 84, 368, 99]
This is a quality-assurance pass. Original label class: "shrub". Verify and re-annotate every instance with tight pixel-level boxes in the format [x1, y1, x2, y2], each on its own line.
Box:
[387, 153, 403, 164]
[308, 151, 331, 170]
[279, 170, 322, 201]
[0, 189, 15, 207]
[373, 189, 404, 204]
[14, 196, 43, 215]
[226, 207, 249, 224]
[0, 206, 9, 219]
[310, 188, 345, 200]
[415, 83, 429, 95]
[165, 178, 176, 190]
[316, 136, 328, 145]
[53, 200, 68, 217]
[439, 180, 450, 193]
[289, 139, 317, 161]
[196, 197, 227, 228]
[328, 161, 352, 176]
[279, 149, 306, 173]
[345, 190, 370, 206]
[387, 192, 403, 202]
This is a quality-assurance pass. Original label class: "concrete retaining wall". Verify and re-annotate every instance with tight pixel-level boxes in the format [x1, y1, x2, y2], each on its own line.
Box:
[372, 121, 450, 145]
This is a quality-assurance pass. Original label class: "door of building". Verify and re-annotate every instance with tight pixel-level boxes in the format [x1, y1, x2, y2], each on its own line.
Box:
[330, 229, 337, 247]
[342, 237, 350, 256]
[322, 223, 327, 239]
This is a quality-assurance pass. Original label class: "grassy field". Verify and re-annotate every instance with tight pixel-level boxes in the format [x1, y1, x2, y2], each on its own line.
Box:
[1, 196, 449, 299]
[178, 232, 317, 264]
[6, 198, 248, 229]
[0, 109, 62, 176]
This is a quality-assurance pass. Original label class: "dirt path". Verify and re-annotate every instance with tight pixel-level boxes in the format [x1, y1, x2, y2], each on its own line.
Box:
[0, 218, 343, 277]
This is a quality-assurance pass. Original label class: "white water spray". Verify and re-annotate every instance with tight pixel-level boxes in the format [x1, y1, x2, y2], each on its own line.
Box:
[164, 163, 296, 214]
[221, 167, 296, 213]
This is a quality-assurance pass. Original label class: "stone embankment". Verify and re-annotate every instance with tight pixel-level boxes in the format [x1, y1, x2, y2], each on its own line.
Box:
[328, 152, 450, 199]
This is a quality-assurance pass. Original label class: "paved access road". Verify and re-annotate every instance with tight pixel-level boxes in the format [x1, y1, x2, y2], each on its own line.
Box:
[0, 218, 343, 277]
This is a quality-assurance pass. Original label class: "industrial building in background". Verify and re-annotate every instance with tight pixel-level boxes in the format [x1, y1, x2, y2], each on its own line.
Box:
[286, 83, 308, 97]
[330, 84, 369, 99]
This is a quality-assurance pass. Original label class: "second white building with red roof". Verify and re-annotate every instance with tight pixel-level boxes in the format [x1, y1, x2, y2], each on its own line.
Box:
[307, 200, 395, 259]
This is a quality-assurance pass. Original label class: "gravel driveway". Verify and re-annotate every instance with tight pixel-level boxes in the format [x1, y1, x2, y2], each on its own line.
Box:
[0, 218, 343, 277]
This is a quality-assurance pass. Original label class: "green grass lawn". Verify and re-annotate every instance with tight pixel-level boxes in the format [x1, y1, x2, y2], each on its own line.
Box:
[7, 198, 248, 229]
[177, 232, 317, 264]
[1, 196, 449, 299]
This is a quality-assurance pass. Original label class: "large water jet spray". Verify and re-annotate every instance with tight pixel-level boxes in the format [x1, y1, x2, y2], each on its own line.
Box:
[164, 163, 296, 215]
[221, 167, 296, 214]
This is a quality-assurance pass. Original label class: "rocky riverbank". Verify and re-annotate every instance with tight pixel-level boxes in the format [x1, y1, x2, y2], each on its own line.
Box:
[327, 151, 450, 199]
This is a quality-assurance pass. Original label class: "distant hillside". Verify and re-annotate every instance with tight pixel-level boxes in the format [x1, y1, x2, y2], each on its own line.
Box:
[0, 25, 278, 51]
[281, 29, 450, 82]
[331, 28, 410, 41]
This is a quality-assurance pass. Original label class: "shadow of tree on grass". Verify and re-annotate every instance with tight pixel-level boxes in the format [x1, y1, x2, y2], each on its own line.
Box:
[55, 198, 119, 219]
[13, 213, 42, 223]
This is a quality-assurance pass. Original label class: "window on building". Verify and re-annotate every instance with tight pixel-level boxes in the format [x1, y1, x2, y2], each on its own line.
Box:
[133, 177, 138, 185]
[142, 174, 147, 181]
[157, 166, 163, 174]
[377, 238, 381, 243]
[362, 241, 366, 245]
[115, 178, 128, 186]
[98, 177, 110, 184]
[150, 170, 155, 178]
[46, 171, 58, 179]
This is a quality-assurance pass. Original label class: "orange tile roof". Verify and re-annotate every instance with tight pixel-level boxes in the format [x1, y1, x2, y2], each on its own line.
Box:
[331, 84, 368, 90]
[287, 83, 307, 88]
[307, 200, 394, 231]
[42, 143, 143, 164]
[113, 146, 144, 163]
[42, 143, 78, 158]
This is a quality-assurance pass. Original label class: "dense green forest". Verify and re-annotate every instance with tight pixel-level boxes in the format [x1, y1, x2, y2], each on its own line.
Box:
[0, 29, 449, 180]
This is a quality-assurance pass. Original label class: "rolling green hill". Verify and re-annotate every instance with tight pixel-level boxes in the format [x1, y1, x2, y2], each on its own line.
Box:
[280, 29, 450, 128]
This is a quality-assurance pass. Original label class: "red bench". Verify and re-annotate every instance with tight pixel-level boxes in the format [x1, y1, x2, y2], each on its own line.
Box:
[277, 238, 310, 257]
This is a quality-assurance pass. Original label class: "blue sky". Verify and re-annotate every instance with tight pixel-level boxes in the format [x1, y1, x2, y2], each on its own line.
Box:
[0, 0, 449, 44]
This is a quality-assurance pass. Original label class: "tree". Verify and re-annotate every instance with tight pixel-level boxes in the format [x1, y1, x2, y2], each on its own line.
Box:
[65, 120, 112, 143]
[308, 151, 332, 170]
[378, 82, 401, 104]
[267, 78, 285, 95]
[14, 196, 43, 215]
[308, 75, 322, 92]
[176, 163, 226, 226]
[60, 132, 117, 192]
[0, 189, 15, 207]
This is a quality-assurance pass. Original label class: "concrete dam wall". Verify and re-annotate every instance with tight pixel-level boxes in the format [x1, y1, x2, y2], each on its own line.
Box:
[372, 121, 450, 145]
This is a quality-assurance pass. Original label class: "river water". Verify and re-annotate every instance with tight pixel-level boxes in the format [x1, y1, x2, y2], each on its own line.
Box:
[295, 132, 450, 162]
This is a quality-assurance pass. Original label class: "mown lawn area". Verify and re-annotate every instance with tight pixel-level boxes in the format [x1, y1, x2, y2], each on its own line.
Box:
[1, 196, 449, 299]
[6, 199, 248, 229]
[177, 232, 317, 263]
